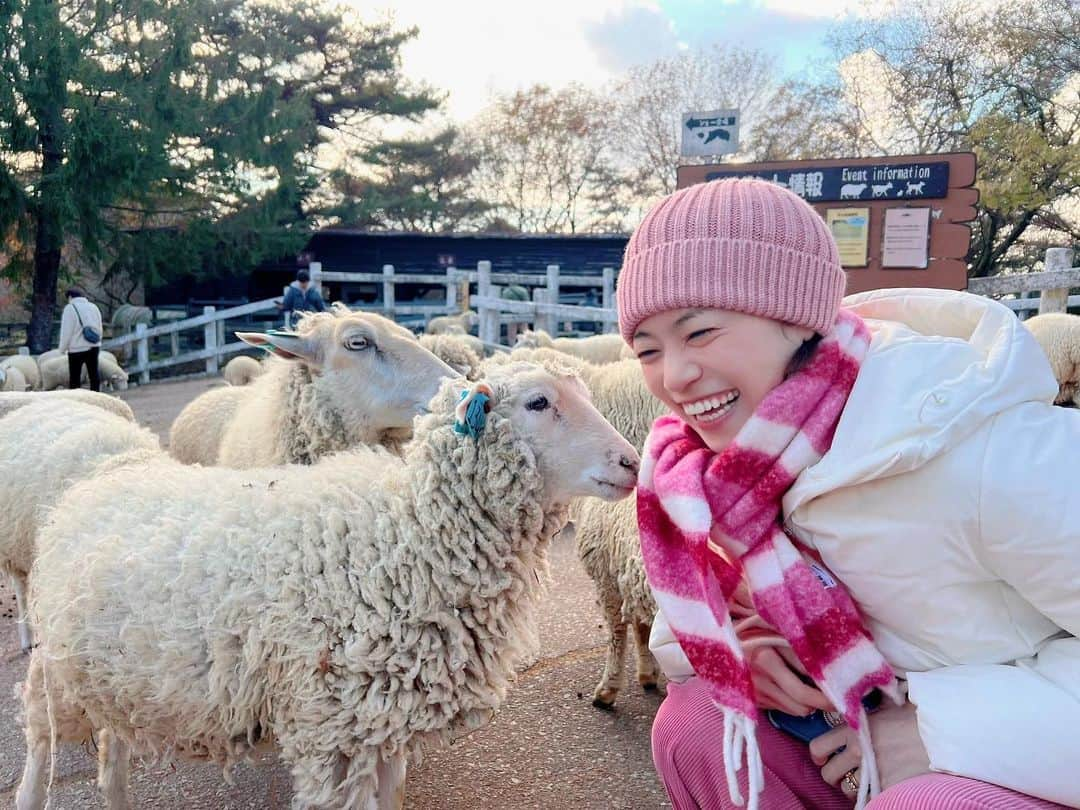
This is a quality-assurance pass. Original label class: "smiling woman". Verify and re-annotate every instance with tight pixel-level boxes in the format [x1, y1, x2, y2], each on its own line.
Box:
[631, 308, 812, 451]
[617, 178, 1080, 810]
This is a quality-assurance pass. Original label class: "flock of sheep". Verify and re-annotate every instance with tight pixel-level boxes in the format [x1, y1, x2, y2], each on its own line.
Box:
[1, 302, 1078, 809]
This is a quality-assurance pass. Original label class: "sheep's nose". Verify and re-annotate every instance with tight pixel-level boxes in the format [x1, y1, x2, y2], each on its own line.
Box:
[619, 454, 639, 476]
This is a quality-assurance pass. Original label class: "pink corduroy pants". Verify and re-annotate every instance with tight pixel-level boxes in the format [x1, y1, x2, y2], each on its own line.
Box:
[653, 677, 1068, 810]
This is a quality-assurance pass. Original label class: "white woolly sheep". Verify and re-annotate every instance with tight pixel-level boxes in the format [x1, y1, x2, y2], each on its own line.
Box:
[419, 333, 482, 380]
[19, 362, 640, 810]
[0, 390, 135, 422]
[513, 329, 635, 364]
[1024, 312, 1080, 407]
[0, 400, 158, 652]
[0, 365, 28, 392]
[39, 352, 129, 392]
[1, 356, 42, 391]
[506, 347, 666, 708]
[221, 354, 264, 386]
[425, 310, 479, 336]
[169, 307, 458, 467]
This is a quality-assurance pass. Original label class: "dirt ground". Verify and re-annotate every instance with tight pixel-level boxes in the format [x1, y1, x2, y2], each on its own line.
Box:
[0, 377, 669, 809]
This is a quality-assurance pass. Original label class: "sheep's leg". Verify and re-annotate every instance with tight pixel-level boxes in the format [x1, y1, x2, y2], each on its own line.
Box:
[15, 653, 49, 810]
[632, 619, 660, 692]
[97, 728, 131, 810]
[592, 590, 627, 710]
[12, 570, 34, 652]
[374, 750, 407, 810]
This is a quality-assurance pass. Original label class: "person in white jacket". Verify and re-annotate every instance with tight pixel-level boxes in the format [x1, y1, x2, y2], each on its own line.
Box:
[618, 178, 1078, 809]
[57, 287, 104, 391]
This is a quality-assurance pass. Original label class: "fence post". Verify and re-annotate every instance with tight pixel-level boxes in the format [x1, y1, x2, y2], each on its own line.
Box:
[283, 286, 291, 330]
[204, 306, 218, 375]
[531, 288, 545, 332]
[17, 346, 29, 356]
[1039, 247, 1075, 315]
[136, 322, 150, 385]
[444, 267, 458, 317]
[545, 264, 560, 336]
[170, 330, 180, 357]
[309, 262, 323, 296]
[602, 267, 615, 334]
[383, 265, 395, 319]
[477, 261, 497, 345]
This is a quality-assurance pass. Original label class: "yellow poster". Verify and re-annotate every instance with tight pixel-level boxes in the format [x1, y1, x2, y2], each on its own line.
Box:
[826, 207, 870, 268]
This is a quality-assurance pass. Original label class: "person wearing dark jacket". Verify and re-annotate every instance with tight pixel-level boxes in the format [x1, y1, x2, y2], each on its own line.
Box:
[280, 269, 326, 327]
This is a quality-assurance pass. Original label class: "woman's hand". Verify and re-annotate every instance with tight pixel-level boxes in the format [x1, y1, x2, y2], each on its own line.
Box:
[748, 645, 833, 715]
[868, 701, 931, 790]
[809, 700, 932, 797]
[810, 724, 862, 794]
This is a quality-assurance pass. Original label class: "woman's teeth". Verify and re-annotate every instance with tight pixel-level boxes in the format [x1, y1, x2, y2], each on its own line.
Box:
[684, 391, 739, 423]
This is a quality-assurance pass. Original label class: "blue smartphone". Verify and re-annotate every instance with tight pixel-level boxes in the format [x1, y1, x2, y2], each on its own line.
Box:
[765, 689, 882, 745]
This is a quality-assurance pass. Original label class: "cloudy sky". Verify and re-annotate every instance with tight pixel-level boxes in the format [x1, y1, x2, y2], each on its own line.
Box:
[358, 0, 869, 120]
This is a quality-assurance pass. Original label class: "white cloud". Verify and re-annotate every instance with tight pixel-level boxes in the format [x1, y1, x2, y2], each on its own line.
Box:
[356, 0, 649, 121]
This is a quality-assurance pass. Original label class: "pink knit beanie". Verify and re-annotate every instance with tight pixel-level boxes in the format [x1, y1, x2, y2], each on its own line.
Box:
[618, 178, 847, 343]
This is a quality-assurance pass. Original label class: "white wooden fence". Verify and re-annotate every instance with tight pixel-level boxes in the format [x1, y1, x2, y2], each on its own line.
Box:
[966, 247, 1079, 318]
[101, 261, 619, 383]
[95, 246, 1077, 386]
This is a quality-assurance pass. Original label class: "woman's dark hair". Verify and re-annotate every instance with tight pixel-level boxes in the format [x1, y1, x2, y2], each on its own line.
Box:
[785, 332, 824, 378]
[65, 287, 86, 299]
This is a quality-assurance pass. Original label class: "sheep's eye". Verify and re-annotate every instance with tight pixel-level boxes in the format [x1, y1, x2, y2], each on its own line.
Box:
[344, 335, 370, 351]
[525, 395, 549, 412]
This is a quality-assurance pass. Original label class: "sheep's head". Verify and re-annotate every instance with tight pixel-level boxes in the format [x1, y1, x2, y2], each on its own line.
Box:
[237, 308, 459, 433]
[419, 361, 639, 512]
[513, 329, 553, 350]
[108, 368, 129, 391]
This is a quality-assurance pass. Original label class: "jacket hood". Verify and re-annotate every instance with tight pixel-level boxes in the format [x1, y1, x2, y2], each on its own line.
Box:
[784, 287, 1058, 515]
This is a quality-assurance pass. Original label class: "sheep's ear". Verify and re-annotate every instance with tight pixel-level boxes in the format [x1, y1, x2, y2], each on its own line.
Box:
[236, 331, 319, 363]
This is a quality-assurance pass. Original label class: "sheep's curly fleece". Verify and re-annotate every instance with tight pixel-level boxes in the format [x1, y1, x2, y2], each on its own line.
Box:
[222, 354, 264, 386]
[30, 362, 571, 808]
[1024, 312, 1080, 406]
[39, 353, 127, 391]
[1, 355, 42, 390]
[0, 389, 134, 421]
[0, 400, 158, 578]
[419, 333, 482, 380]
[514, 330, 634, 365]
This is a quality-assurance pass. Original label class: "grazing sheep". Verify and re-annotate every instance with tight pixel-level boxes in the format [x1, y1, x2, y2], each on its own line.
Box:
[34, 349, 61, 372]
[221, 354, 263, 386]
[419, 333, 482, 379]
[1, 356, 42, 391]
[0, 400, 158, 652]
[39, 352, 129, 392]
[0, 390, 135, 421]
[514, 329, 635, 364]
[507, 347, 666, 708]
[1024, 312, 1080, 407]
[20, 362, 640, 810]
[170, 307, 458, 467]
[0, 365, 28, 392]
[425, 310, 479, 335]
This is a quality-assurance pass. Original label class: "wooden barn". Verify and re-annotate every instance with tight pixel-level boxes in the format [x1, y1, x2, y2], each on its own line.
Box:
[148, 230, 629, 310]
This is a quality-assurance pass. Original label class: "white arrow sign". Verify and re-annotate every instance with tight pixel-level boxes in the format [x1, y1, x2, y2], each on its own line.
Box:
[681, 109, 740, 157]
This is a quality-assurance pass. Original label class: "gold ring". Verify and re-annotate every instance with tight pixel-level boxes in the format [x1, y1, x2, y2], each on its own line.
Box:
[841, 768, 860, 794]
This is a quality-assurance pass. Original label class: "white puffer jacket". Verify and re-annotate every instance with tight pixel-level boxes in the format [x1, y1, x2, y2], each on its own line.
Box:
[649, 288, 1080, 806]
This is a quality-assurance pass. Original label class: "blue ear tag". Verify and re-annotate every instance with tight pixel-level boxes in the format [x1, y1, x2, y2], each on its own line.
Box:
[453, 390, 491, 440]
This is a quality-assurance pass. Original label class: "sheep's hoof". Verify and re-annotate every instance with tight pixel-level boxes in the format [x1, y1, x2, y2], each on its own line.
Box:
[591, 696, 616, 712]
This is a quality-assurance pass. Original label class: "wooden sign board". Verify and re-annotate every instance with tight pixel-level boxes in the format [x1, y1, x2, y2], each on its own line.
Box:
[676, 153, 978, 295]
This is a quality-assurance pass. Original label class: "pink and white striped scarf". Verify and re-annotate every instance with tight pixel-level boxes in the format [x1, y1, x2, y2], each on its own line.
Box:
[637, 309, 900, 810]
